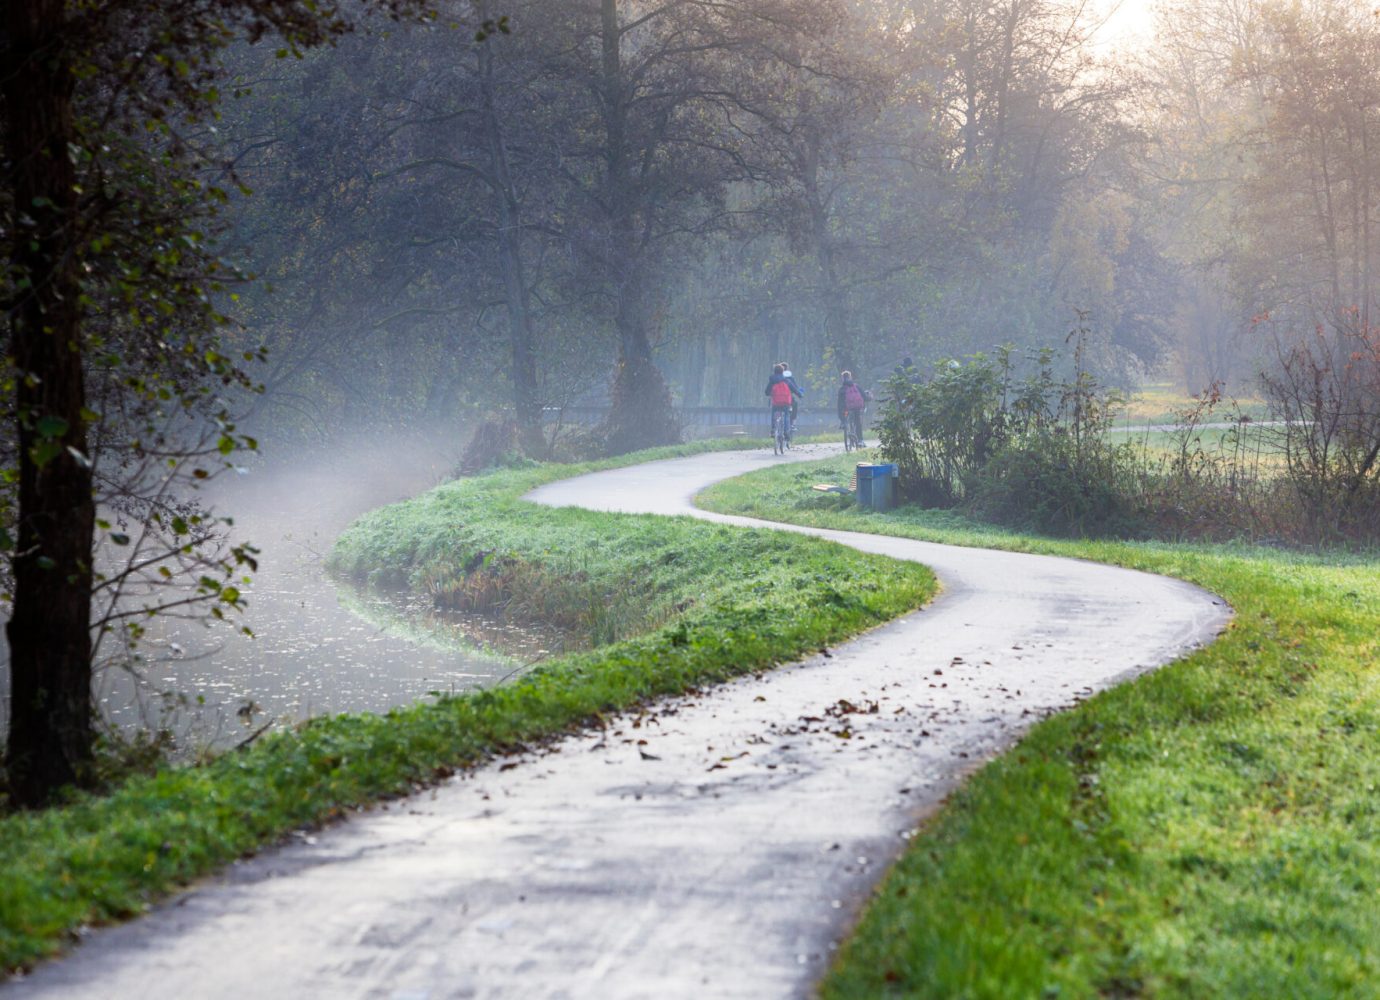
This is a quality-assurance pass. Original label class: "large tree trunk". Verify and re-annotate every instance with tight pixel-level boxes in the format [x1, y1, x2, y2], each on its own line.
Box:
[597, 0, 680, 455]
[3, 0, 98, 806]
[604, 279, 680, 454]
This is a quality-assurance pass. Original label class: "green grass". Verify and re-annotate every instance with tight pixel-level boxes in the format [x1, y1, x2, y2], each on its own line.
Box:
[1106, 423, 1289, 474]
[0, 439, 935, 974]
[699, 454, 1380, 998]
[1121, 382, 1268, 425]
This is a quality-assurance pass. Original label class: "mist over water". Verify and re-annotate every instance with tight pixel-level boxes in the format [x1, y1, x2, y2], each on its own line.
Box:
[1, 431, 530, 753]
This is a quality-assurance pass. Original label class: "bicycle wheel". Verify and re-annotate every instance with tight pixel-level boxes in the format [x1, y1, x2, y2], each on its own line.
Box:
[843, 416, 855, 452]
[851, 412, 865, 449]
[773, 411, 786, 455]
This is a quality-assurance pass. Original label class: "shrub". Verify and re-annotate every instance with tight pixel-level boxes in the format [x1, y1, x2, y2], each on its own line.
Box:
[1259, 319, 1380, 542]
[875, 351, 1015, 505]
[967, 432, 1147, 537]
[878, 322, 1134, 536]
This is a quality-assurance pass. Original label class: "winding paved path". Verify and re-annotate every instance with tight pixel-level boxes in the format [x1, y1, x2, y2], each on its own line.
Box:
[8, 446, 1230, 1000]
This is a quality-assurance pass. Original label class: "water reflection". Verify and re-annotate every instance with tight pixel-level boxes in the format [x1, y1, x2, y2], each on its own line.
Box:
[91, 563, 537, 754]
[1, 439, 544, 754]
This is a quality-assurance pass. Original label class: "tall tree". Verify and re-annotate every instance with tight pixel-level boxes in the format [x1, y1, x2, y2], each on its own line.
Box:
[2, 0, 96, 801]
[554, 0, 854, 451]
[1128, 0, 1266, 388]
[0, 0, 412, 806]
[746, 7, 894, 373]
[368, 4, 571, 455]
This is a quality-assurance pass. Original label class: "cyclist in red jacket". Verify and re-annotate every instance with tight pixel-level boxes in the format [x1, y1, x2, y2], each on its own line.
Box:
[765, 363, 795, 442]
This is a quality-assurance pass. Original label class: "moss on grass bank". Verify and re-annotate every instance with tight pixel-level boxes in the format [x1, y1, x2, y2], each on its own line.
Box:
[0, 441, 934, 974]
[701, 454, 1380, 999]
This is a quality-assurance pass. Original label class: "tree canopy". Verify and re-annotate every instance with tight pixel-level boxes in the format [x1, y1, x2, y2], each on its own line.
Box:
[7, 0, 1380, 803]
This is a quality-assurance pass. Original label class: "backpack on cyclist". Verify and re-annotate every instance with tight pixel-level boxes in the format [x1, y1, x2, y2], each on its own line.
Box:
[770, 379, 794, 406]
[843, 382, 866, 411]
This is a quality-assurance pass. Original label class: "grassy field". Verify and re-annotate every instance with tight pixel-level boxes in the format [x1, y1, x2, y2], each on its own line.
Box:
[700, 454, 1380, 998]
[0, 440, 935, 974]
[1119, 381, 1268, 426]
[1106, 420, 1288, 473]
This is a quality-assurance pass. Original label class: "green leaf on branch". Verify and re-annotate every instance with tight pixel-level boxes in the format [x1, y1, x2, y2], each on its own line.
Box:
[30, 440, 63, 468]
[35, 415, 70, 438]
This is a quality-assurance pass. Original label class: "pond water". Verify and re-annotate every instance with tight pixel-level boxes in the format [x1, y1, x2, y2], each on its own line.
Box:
[0, 439, 551, 754]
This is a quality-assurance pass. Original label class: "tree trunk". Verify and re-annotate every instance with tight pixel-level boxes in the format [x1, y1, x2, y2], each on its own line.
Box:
[597, 0, 680, 455]
[477, 0, 543, 456]
[3, 0, 98, 806]
[604, 277, 680, 454]
[803, 131, 853, 373]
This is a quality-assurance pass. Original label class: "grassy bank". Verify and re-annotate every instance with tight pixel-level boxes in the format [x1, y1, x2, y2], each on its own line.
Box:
[699, 454, 1380, 997]
[0, 441, 934, 974]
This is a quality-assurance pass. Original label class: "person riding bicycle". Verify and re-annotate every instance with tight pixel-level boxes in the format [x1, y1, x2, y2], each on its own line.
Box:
[779, 362, 804, 437]
[837, 370, 869, 443]
[765, 363, 795, 442]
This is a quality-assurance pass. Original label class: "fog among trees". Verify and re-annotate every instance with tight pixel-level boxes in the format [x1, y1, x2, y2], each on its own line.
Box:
[5, 0, 1380, 802]
[198, 0, 1380, 449]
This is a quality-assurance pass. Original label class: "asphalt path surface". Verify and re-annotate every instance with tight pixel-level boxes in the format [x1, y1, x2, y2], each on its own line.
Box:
[7, 445, 1231, 1000]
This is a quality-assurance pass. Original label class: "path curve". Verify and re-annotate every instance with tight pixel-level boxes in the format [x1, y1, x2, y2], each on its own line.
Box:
[7, 446, 1231, 1000]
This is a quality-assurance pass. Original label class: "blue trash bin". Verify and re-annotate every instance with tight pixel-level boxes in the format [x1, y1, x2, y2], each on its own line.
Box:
[856, 463, 897, 511]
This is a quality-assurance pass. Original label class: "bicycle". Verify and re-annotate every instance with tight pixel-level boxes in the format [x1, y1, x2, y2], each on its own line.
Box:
[843, 409, 864, 452]
[772, 407, 790, 455]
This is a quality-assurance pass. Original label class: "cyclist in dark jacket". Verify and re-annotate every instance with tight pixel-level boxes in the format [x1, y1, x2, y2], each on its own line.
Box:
[837, 370, 870, 447]
[837, 371, 869, 423]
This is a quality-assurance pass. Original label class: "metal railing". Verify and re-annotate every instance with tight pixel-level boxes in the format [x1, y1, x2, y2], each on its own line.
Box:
[543, 405, 839, 430]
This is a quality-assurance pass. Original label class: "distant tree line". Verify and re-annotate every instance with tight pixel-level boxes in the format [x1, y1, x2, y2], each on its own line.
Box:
[217, 0, 1160, 451]
[215, 0, 1380, 451]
